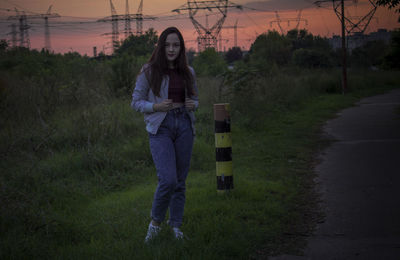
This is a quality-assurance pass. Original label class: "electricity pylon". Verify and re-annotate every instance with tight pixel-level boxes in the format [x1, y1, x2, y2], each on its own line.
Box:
[8, 23, 18, 47]
[269, 10, 308, 35]
[7, 6, 60, 50]
[172, 0, 242, 52]
[7, 9, 30, 48]
[135, 0, 144, 35]
[314, 0, 377, 34]
[125, 0, 131, 38]
[98, 0, 155, 52]
[314, 0, 378, 94]
[222, 19, 244, 48]
[101, 0, 120, 50]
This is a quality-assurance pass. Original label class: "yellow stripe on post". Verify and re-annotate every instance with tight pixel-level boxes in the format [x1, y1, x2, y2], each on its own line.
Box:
[214, 103, 233, 192]
[215, 133, 232, 148]
[216, 161, 233, 177]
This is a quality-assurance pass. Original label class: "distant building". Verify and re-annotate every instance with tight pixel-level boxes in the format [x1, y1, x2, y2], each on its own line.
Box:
[329, 28, 395, 52]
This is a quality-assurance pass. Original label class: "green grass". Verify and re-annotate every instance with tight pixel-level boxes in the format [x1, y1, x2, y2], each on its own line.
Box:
[1, 68, 400, 259]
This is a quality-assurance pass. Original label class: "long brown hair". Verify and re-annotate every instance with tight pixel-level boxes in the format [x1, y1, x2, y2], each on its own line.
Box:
[144, 27, 195, 97]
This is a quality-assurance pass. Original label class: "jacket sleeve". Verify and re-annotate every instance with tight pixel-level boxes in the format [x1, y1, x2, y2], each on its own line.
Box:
[131, 70, 154, 113]
[189, 66, 199, 110]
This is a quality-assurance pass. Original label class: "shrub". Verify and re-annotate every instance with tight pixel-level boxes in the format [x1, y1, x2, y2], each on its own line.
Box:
[292, 48, 332, 68]
[193, 48, 227, 76]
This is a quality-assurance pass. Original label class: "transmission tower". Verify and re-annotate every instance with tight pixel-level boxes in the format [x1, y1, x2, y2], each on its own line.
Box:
[98, 0, 155, 52]
[107, 0, 119, 50]
[135, 0, 144, 35]
[314, 0, 377, 35]
[314, 0, 377, 94]
[125, 0, 131, 38]
[222, 19, 244, 48]
[43, 6, 59, 51]
[7, 6, 60, 51]
[7, 9, 30, 48]
[269, 10, 308, 35]
[8, 23, 18, 47]
[172, 0, 243, 52]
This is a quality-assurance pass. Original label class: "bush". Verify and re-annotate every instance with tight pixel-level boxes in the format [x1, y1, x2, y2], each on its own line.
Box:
[382, 29, 400, 69]
[350, 40, 388, 68]
[107, 54, 147, 97]
[292, 48, 332, 68]
[193, 48, 227, 76]
[114, 28, 158, 57]
[249, 30, 292, 69]
[225, 47, 243, 64]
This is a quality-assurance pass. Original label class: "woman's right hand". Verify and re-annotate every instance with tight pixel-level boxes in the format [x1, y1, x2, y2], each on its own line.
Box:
[153, 99, 173, 112]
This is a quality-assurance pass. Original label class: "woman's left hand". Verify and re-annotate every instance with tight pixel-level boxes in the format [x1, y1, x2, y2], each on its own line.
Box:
[185, 98, 196, 111]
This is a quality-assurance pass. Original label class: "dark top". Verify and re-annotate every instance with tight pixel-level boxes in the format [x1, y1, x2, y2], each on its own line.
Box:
[167, 68, 185, 103]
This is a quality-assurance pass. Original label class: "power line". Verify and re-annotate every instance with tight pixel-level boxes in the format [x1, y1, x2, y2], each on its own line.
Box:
[242, 11, 265, 32]
[269, 10, 308, 35]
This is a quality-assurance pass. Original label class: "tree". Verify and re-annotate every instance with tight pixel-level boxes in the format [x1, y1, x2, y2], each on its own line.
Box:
[108, 29, 158, 96]
[376, 0, 400, 21]
[382, 29, 400, 69]
[225, 47, 243, 64]
[292, 48, 332, 68]
[376, 0, 400, 12]
[249, 30, 292, 69]
[115, 28, 158, 57]
[350, 40, 388, 68]
[193, 48, 227, 76]
[286, 29, 331, 52]
[0, 39, 8, 52]
[108, 54, 147, 96]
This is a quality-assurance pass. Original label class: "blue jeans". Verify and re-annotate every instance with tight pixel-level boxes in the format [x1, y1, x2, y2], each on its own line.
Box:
[149, 107, 194, 228]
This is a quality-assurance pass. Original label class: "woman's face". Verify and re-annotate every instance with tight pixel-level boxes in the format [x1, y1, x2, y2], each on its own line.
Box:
[165, 33, 181, 64]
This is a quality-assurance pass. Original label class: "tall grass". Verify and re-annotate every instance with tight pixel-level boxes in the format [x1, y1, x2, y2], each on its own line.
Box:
[1, 56, 399, 259]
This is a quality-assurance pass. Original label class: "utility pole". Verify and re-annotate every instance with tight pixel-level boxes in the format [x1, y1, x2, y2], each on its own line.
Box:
[316, 0, 348, 94]
[172, 0, 242, 52]
[340, 0, 347, 94]
[269, 10, 308, 35]
[234, 19, 237, 47]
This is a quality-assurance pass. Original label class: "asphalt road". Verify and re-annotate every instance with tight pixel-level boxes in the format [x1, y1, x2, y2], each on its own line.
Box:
[271, 89, 400, 260]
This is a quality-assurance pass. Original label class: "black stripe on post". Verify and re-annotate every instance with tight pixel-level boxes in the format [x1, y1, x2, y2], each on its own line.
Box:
[217, 176, 234, 190]
[215, 120, 231, 133]
[216, 147, 232, 161]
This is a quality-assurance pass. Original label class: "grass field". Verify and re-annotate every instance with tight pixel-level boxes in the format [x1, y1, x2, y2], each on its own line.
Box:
[1, 67, 399, 259]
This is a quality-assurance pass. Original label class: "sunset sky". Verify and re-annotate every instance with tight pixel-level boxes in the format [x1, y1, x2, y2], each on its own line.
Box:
[0, 0, 398, 55]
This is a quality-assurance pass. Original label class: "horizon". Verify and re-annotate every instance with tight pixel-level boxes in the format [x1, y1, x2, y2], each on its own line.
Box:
[0, 0, 398, 56]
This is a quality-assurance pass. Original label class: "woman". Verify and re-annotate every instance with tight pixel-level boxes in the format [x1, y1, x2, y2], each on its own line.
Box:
[131, 27, 198, 242]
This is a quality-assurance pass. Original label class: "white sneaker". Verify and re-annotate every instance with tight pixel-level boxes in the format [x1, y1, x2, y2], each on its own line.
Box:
[172, 227, 184, 240]
[145, 222, 161, 243]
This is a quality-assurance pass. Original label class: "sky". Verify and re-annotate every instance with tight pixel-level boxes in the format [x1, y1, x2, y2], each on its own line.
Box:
[0, 0, 399, 55]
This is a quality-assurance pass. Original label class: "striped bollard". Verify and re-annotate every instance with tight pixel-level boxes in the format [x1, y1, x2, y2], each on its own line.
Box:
[214, 103, 233, 193]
